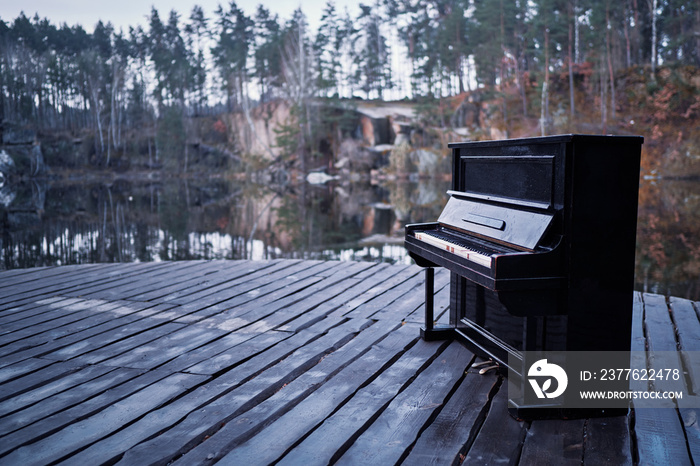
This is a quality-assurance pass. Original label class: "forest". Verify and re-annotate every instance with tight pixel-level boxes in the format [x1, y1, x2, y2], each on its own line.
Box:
[1, 0, 700, 175]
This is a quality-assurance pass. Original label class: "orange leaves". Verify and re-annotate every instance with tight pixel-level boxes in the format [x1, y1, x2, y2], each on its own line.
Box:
[213, 119, 227, 134]
[681, 95, 700, 119]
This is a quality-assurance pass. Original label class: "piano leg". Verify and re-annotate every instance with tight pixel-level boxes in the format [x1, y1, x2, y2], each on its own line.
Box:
[420, 267, 455, 341]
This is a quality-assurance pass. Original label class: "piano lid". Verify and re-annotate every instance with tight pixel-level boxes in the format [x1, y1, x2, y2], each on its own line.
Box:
[437, 195, 554, 251]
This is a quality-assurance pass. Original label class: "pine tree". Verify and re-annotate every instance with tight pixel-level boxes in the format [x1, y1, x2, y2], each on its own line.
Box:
[353, 2, 392, 99]
[185, 5, 209, 113]
[212, 1, 253, 111]
[252, 5, 282, 102]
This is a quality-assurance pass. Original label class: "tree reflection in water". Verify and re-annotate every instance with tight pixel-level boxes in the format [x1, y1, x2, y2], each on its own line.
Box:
[1, 177, 698, 300]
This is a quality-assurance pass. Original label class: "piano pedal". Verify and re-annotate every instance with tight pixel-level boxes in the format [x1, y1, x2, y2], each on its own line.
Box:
[478, 364, 500, 375]
[472, 360, 494, 369]
[471, 360, 501, 374]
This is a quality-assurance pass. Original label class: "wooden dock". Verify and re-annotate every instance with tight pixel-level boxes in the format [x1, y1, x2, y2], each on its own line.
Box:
[0, 259, 698, 465]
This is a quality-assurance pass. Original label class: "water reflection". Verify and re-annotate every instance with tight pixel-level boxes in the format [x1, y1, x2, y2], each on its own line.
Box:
[0, 177, 450, 267]
[1, 177, 698, 300]
[636, 180, 700, 300]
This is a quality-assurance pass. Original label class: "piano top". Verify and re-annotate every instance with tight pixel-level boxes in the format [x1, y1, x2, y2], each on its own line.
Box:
[447, 133, 644, 149]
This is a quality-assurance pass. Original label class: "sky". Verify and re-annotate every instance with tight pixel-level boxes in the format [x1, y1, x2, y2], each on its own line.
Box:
[0, 0, 358, 33]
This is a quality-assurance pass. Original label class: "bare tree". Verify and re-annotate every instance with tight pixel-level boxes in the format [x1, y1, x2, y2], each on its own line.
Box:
[279, 11, 317, 173]
[647, 0, 658, 80]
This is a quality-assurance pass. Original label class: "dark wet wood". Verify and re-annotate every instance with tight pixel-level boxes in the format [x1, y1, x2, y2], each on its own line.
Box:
[0, 260, 698, 465]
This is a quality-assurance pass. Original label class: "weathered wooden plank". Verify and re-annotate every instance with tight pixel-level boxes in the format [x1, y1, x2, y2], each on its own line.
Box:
[0, 360, 86, 401]
[0, 298, 122, 344]
[134, 259, 293, 304]
[201, 261, 379, 334]
[630, 294, 692, 464]
[166, 259, 324, 306]
[634, 408, 692, 465]
[37, 305, 183, 362]
[0, 297, 114, 329]
[211, 261, 369, 324]
[644, 293, 678, 353]
[643, 293, 686, 395]
[69, 261, 215, 301]
[83, 320, 402, 466]
[0, 368, 170, 457]
[462, 387, 526, 465]
[343, 266, 424, 320]
[183, 274, 325, 330]
[334, 342, 474, 466]
[630, 292, 648, 396]
[0, 264, 162, 312]
[276, 337, 451, 466]
[0, 263, 112, 292]
[159, 330, 289, 374]
[182, 316, 346, 376]
[274, 263, 398, 333]
[0, 296, 79, 325]
[519, 419, 585, 465]
[678, 396, 700, 464]
[93, 324, 228, 370]
[167, 261, 341, 323]
[159, 332, 291, 375]
[189, 324, 414, 464]
[393, 267, 451, 326]
[434, 278, 452, 326]
[0, 363, 115, 417]
[0, 262, 171, 307]
[2, 372, 208, 465]
[121, 260, 250, 302]
[0, 265, 58, 283]
[59, 260, 205, 298]
[65, 322, 188, 365]
[0, 302, 175, 367]
[372, 267, 451, 323]
[670, 297, 700, 393]
[82, 319, 370, 466]
[0, 299, 136, 350]
[584, 416, 633, 465]
[83, 260, 234, 301]
[401, 371, 498, 466]
[328, 264, 417, 318]
[0, 367, 142, 437]
[670, 297, 700, 351]
[174, 322, 413, 465]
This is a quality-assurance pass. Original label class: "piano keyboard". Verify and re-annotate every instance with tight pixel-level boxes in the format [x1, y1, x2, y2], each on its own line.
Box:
[414, 231, 492, 268]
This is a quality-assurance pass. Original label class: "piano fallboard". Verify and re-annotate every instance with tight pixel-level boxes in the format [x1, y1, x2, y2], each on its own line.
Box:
[437, 194, 554, 251]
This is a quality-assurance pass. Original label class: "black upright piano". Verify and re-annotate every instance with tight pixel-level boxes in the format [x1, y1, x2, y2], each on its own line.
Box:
[405, 135, 643, 379]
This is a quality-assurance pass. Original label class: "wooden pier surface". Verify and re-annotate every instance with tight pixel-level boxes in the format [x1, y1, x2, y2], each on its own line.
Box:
[0, 259, 698, 465]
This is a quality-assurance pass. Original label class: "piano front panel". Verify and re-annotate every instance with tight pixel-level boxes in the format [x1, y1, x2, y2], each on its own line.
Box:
[457, 155, 555, 209]
[451, 274, 567, 354]
[451, 138, 568, 212]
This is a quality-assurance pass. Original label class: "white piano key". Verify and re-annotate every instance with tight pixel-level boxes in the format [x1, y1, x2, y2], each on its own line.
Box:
[415, 232, 492, 268]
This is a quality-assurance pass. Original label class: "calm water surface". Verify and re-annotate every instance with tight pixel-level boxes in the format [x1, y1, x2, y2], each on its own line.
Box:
[1, 176, 699, 300]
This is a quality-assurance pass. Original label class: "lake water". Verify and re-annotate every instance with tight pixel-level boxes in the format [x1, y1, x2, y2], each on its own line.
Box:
[1, 176, 699, 301]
